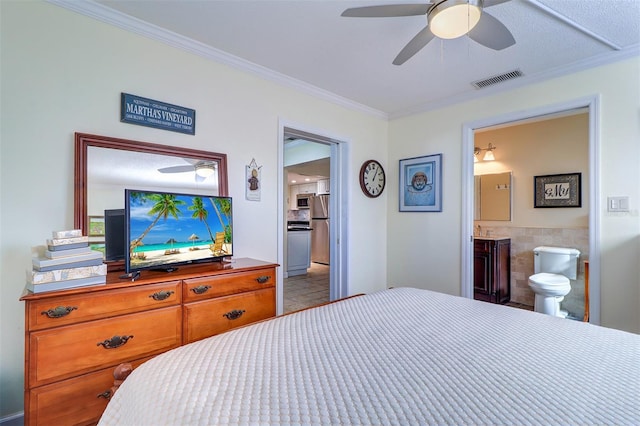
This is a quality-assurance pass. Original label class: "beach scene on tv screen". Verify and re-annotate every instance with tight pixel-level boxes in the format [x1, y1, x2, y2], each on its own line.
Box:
[127, 191, 232, 270]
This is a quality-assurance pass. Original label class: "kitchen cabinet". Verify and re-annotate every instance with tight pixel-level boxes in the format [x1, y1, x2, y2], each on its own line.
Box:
[317, 178, 330, 195]
[287, 230, 311, 276]
[289, 185, 300, 210]
[474, 238, 510, 304]
[297, 183, 316, 194]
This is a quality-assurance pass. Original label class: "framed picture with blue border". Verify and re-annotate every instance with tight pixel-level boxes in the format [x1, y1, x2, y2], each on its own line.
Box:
[399, 153, 442, 212]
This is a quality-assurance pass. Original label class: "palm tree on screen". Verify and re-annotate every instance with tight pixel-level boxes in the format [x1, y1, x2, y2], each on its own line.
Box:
[188, 196, 214, 243]
[130, 193, 185, 254]
[209, 197, 232, 243]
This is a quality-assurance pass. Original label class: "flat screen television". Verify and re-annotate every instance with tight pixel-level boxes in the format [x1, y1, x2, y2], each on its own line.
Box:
[125, 189, 233, 274]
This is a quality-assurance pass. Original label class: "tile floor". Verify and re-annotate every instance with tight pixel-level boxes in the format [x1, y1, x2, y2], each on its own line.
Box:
[505, 301, 534, 311]
[283, 262, 330, 313]
[282, 264, 540, 315]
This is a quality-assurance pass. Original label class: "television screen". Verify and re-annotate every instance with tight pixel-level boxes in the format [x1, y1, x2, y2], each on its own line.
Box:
[125, 189, 233, 273]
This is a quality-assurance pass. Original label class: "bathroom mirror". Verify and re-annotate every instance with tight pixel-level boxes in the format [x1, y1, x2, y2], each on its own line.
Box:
[74, 133, 228, 269]
[474, 172, 512, 221]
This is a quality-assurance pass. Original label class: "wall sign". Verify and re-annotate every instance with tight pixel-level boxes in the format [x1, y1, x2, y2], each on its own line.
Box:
[246, 158, 262, 201]
[534, 172, 582, 208]
[120, 93, 195, 135]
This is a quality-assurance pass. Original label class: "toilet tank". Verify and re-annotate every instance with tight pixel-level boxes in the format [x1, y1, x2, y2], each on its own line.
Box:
[533, 246, 580, 279]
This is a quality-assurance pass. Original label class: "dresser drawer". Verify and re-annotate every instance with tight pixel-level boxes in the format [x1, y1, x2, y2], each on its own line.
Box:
[27, 357, 149, 426]
[183, 267, 275, 301]
[184, 287, 275, 343]
[29, 306, 181, 387]
[27, 281, 181, 331]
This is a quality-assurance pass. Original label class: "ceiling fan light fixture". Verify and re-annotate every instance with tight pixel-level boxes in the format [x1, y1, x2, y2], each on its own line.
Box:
[195, 163, 215, 178]
[428, 0, 482, 40]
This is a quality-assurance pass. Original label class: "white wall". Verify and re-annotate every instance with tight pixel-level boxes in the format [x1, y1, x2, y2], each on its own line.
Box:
[0, 1, 388, 417]
[387, 58, 640, 334]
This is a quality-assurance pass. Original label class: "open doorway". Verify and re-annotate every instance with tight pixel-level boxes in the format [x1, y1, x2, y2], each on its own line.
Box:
[277, 125, 349, 315]
[284, 138, 330, 312]
[461, 96, 601, 325]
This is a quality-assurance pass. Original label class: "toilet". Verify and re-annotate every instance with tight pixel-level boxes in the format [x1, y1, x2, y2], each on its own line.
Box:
[528, 246, 580, 317]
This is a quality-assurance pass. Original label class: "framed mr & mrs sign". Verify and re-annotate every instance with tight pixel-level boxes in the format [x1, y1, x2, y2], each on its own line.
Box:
[534, 172, 582, 208]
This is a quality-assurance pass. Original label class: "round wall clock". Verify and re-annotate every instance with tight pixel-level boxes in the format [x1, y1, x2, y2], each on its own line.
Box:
[359, 160, 386, 198]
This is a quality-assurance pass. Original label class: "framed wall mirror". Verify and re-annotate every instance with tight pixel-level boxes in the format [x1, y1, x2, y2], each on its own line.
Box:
[74, 133, 228, 269]
[474, 171, 512, 221]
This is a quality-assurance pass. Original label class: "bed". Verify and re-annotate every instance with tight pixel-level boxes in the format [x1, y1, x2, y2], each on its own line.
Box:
[98, 287, 639, 425]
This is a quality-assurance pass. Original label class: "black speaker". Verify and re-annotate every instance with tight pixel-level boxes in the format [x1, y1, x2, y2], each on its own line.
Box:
[104, 209, 125, 261]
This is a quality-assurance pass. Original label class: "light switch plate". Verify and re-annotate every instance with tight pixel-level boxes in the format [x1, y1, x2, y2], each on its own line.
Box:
[608, 196, 630, 212]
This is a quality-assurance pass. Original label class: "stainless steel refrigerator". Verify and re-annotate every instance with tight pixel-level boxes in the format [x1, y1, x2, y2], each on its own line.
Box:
[310, 194, 329, 264]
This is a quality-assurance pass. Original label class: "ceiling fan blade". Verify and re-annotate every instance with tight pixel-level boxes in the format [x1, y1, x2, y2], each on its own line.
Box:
[341, 4, 431, 18]
[393, 25, 435, 65]
[158, 165, 195, 174]
[468, 12, 515, 50]
[483, 0, 512, 7]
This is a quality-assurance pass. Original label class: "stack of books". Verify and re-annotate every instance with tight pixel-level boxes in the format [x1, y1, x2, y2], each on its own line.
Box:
[28, 229, 107, 293]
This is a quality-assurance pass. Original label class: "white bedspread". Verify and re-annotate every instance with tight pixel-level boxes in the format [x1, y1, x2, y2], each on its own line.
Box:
[99, 288, 639, 425]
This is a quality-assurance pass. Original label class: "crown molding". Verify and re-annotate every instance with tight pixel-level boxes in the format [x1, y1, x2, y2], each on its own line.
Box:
[44, 0, 640, 122]
[46, 0, 388, 120]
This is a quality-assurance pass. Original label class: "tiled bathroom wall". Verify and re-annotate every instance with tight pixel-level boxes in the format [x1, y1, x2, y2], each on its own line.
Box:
[477, 225, 589, 320]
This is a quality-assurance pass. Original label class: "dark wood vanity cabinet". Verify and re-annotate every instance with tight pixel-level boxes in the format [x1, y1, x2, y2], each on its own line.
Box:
[474, 238, 511, 304]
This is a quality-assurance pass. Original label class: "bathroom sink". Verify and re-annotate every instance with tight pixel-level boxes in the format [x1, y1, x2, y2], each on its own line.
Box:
[474, 235, 509, 241]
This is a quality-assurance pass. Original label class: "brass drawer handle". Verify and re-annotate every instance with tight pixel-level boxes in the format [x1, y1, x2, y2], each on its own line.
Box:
[149, 290, 174, 301]
[222, 309, 245, 320]
[191, 285, 211, 294]
[97, 335, 133, 349]
[256, 276, 270, 284]
[41, 306, 78, 318]
[97, 390, 112, 400]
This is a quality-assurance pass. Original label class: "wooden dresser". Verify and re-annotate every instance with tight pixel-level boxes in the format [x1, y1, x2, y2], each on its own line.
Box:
[20, 258, 277, 426]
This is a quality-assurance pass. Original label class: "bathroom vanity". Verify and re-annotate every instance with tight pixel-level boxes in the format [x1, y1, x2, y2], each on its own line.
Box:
[474, 237, 511, 304]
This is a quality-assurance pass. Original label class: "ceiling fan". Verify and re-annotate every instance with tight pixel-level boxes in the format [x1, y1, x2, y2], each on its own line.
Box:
[158, 160, 217, 181]
[342, 0, 515, 65]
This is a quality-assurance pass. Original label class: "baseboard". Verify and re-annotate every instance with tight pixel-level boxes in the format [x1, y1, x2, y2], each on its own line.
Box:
[0, 412, 24, 426]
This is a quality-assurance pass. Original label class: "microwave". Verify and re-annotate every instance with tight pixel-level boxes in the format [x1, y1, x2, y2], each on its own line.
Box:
[296, 193, 314, 209]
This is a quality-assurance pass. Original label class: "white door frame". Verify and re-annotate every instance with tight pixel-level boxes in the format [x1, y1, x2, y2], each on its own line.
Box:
[277, 120, 350, 315]
[461, 95, 601, 324]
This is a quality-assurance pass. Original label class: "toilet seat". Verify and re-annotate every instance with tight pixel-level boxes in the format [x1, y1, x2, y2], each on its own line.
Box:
[529, 272, 570, 286]
[528, 272, 571, 296]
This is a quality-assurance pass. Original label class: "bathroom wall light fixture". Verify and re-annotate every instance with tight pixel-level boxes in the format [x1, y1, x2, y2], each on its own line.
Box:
[474, 143, 497, 161]
[483, 143, 496, 161]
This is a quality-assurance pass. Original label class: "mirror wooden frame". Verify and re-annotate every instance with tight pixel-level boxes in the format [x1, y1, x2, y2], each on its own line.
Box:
[74, 132, 228, 269]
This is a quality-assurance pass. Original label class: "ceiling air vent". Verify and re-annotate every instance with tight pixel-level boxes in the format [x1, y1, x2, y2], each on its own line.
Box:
[472, 69, 524, 89]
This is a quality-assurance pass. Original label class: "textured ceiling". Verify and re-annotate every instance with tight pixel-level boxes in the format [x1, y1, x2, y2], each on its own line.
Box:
[60, 0, 639, 118]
